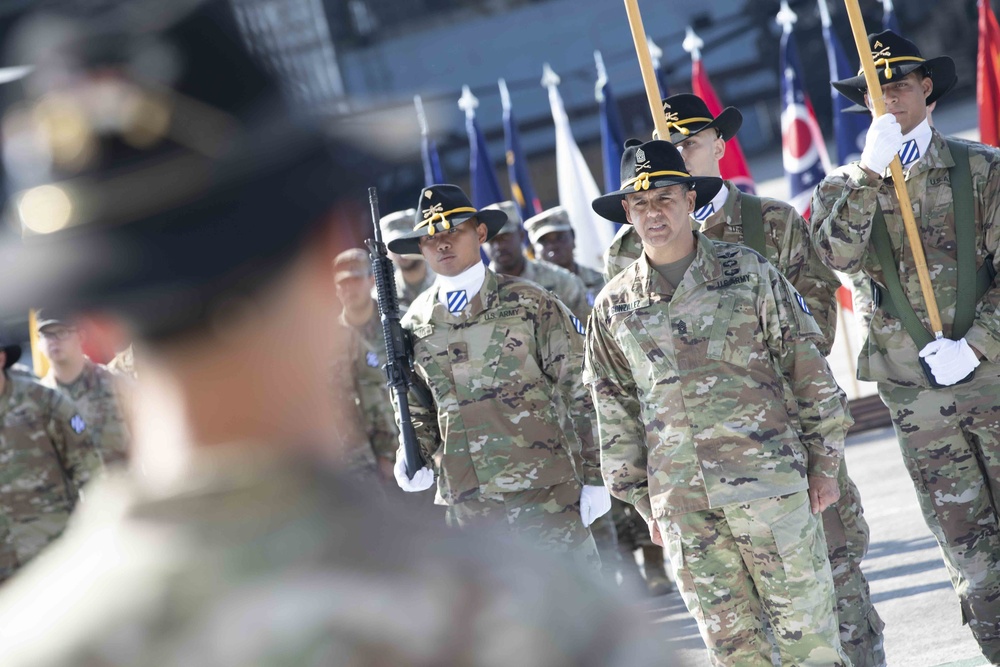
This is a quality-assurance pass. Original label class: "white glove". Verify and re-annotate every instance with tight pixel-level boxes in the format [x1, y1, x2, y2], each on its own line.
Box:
[860, 113, 904, 174]
[579, 485, 612, 527]
[393, 457, 435, 492]
[918, 337, 981, 386]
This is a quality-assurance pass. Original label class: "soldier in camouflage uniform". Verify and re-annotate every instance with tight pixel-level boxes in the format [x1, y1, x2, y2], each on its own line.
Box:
[524, 206, 604, 308]
[37, 313, 130, 465]
[604, 93, 883, 662]
[0, 5, 664, 665]
[586, 139, 852, 666]
[0, 334, 103, 582]
[483, 200, 592, 320]
[334, 249, 399, 473]
[381, 208, 436, 312]
[813, 31, 1000, 661]
[387, 185, 610, 565]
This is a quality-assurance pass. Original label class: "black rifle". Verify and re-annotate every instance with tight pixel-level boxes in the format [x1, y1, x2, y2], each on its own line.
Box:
[365, 187, 428, 479]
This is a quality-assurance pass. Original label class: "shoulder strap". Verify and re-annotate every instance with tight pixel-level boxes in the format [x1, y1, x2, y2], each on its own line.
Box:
[946, 139, 979, 338]
[739, 193, 766, 256]
[870, 206, 935, 348]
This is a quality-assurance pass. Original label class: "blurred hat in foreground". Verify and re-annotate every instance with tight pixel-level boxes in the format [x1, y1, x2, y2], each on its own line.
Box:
[0, 0, 381, 338]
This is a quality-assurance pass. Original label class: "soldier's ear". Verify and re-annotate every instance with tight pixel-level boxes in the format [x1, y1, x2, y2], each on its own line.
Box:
[621, 199, 633, 224]
[714, 135, 726, 161]
[921, 74, 933, 101]
[476, 221, 488, 244]
[686, 187, 697, 213]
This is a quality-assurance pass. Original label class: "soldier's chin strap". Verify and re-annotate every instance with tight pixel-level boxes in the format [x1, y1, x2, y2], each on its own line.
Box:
[436, 260, 486, 310]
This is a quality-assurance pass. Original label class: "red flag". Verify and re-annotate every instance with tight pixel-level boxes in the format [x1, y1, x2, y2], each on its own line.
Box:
[691, 59, 756, 194]
[979, 0, 1000, 147]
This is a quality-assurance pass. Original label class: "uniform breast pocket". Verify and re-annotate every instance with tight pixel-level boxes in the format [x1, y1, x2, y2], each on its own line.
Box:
[614, 313, 673, 391]
[705, 291, 755, 369]
[481, 321, 539, 388]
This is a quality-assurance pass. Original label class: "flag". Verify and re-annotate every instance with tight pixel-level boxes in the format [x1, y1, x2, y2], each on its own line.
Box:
[646, 36, 672, 98]
[542, 64, 615, 271]
[979, 0, 1000, 147]
[595, 51, 626, 195]
[459, 86, 503, 209]
[818, 0, 870, 165]
[882, 0, 902, 33]
[780, 27, 831, 216]
[415, 95, 446, 187]
[499, 79, 541, 221]
[691, 59, 756, 193]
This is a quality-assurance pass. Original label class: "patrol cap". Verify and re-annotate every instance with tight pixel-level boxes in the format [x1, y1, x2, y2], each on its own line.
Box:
[387, 184, 506, 256]
[832, 30, 956, 112]
[524, 207, 573, 245]
[380, 209, 418, 247]
[483, 200, 522, 236]
[333, 248, 372, 283]
[0, 1, 381, 338]
[34, 310, 69, 331]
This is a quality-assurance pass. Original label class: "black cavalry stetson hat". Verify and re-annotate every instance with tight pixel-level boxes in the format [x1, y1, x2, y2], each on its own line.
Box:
[0, 1, 384, 337]
[832, 30, 956, 111]
[591, 139, 723, 225]
[387, 184, 507, 256]
[658, 93, 743, 143]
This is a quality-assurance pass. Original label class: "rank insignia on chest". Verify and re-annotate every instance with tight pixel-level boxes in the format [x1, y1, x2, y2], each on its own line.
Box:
[70, 414, 86, 434]
[570, 315, 586, 335]
[365, 351, 379, 368]
[795, 293, 812, 315]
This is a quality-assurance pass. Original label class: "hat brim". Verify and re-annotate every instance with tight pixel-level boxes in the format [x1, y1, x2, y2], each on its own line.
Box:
[386, 209, 507, 255]
[3, 345, 22, 369]
[668, 106, 743, 143]
[591, 175, 724, 225]
[832, 56, 956, 110]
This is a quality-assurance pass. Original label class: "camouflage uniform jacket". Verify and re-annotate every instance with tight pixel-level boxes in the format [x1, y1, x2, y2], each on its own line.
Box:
[0, 452, 662, 667]
[397, 265, 436, 313]
[812, 130, 1000, 387]
[0, 371, 103, 578]
[492, 257, 592, 321]
[584, 232, 851, 520]
[401, 268, 602, 504]
[42, 360, 129, 464]
[107, 344, 137, 379]
[603, 181, 841, 355]
[575, 263, 606, 309]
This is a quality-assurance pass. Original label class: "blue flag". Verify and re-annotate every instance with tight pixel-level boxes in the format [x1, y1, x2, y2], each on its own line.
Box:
[780, 29, 829, 215]
[598, 79, 626, 196]
[467, 113, 504, 209]
[883, 0, 902, 33]
[655, 66, 671, 99]
[821, 21, 870, 165]
[501, 92, 540, 222]
[421, 134, 446, 187]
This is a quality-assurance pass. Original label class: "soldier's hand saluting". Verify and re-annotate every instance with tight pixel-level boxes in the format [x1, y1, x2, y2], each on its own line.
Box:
[808, 475, 841, 514]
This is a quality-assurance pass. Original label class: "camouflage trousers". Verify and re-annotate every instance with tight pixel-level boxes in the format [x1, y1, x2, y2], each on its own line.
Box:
[823, 460, 885, 667]
[613, 496, 654, 550]
[879, 362, 1000, 661]
[445, 479, 601, 571]
[657, 492, 849, 667]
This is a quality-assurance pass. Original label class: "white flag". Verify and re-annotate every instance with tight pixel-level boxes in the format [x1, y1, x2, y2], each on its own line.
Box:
[542, 64, 615, 272]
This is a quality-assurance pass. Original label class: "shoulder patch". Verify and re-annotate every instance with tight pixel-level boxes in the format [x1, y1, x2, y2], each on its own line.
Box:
[570, 316, 586, 335]
[365, 351, 379, 368]
[70, 414, 86, 434]
[795, 293, 812, 315]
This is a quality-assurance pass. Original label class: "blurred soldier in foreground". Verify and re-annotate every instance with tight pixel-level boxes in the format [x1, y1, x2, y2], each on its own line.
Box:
[484, 200, 592, 320]
[604, 93, 883, 662]
[0, 332, 102, 583]
[37, 312, 129, 464]
[813, 30, 1000, 660]
[388, 185, 610, 565]
[585, 139, 852, 666]
[334, 248, 398, 474]
[524, 206, 668, 594]
[106, 343, 137, 379]
[380, 208, 436, 312]
[0, 4, 661, 665]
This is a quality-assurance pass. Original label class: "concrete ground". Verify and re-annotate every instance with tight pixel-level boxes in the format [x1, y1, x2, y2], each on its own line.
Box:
[646, 426, 990, 666]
